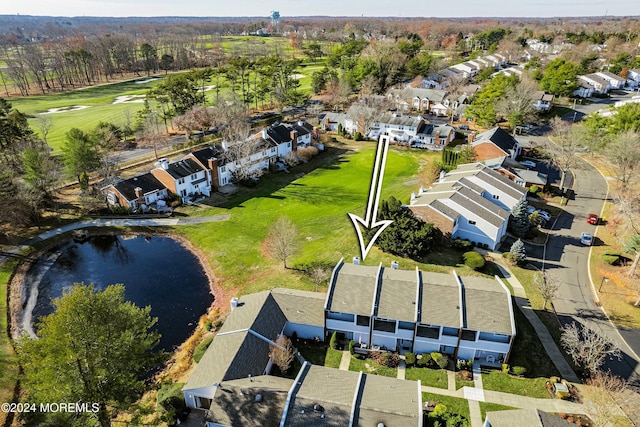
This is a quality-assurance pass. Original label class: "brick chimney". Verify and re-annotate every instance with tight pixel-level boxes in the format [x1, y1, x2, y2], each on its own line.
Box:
[435, 131, 441, 146]
[134, 187, 143, 199]
[468, 132, 476, 144]
[289, 129, 298, 151]
[208, 158, 220, 189]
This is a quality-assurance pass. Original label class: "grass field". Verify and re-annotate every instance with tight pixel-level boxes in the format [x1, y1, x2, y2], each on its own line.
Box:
[405, 367, 448, 389]
[478, 402, 516, 419]
[175, 142, 485, 296]
[422, 392, 471, 423]
[349, 356, 398, 378]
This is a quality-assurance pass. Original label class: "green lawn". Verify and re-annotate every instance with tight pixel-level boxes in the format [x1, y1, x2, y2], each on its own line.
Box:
[349, 356, 398, 378]
[422, 392, 471, 423]
[455, 376, 474, 390]
[478, 402, 517, 420]
[297, 342, 342, 369]
[405, 367, 448, 389]
[481, 370, 550, 399]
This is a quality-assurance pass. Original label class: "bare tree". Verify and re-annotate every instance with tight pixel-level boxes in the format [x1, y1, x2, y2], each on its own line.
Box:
[585, 371, 628, 427]
[310, 267, 330, 292]
[617, 191, 640, 278]
[269, 335, 295, 374]
[211, 96, 251, 143]
[496, 77, 538, 134]
[560, 322, 621, 375]
[37, 115, 53, 144]
[264, 216, 299, 269]
[548, 116, 582, 191]
[606, 130, 640, 188]
[533, 270, 561, 311]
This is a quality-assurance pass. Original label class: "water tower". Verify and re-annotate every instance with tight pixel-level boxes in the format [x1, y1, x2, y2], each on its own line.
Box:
[270, 10, 280, 34]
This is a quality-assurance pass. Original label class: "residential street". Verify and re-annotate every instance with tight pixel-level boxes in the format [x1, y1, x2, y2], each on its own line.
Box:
[523, 156, 640, 388]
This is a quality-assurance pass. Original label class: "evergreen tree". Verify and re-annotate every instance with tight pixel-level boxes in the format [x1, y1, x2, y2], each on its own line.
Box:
[509, 239, 527, 265]
[509, 199, 530, 238]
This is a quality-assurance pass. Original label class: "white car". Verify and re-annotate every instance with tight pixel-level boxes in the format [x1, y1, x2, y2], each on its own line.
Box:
[580, 232, 593, 246]
[520, 160, 537, 168]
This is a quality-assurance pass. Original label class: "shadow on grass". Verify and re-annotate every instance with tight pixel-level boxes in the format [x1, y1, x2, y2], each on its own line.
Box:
[199, 145, 351, 210]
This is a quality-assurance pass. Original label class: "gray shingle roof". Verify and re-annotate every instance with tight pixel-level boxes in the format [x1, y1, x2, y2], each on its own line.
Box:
[420, 272, 461, 328]
[327, 262, 379, 316]
[272, 288, 326, 327]
[112, 173, 166, 202]
[376, 267, 419, 322]
[161, 158, 204, 179]
[284, 364, 360, 427]
[486, 409, 575, 427]
[355, 374, 421, 427]
[460, 275, 513, 335]
[450, 187, 509, 228]
[471, 127, 519, 156]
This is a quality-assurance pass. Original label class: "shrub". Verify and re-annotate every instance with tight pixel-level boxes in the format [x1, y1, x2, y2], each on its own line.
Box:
[432, 403, 448, 417]
[512, 366, 527, 376]
[529, 184, 539, 194]
[405, 352, 416, 366]
[602, 252, 620, 265]
[550, 376, 560, 384]
[463, 251, 486, 270]
[204, 320, 213, 331]
[372, 350, 400, 368]
[353, 131, 363, 141]
[297, 145, 319, 162]
[431, 352, 449, 369]
[501, 363, 510, 373]
[329, 331, 338, 350]
[453, 239, 473, 251]
[349, 340, 355, 355]
[417, 353, 431, 367]
[157, 382, 186, 423]
[193, 336, 213, 363]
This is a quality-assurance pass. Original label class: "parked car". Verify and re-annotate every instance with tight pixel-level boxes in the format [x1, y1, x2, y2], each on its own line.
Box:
[537, 210, 551, 222]
[587, 213, 599, 225]
[580, 232, 593, 246]
[519, 160, 537, 169]
[458, 124, 470, 130]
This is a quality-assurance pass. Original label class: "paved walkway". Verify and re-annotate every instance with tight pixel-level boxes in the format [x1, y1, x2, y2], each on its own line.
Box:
[447, 370, 456, 391]
[339, 351, 351, 371]
[476, 249, 580, 384]
[0, 215, 230, 264]
[397, 358, 406, 380]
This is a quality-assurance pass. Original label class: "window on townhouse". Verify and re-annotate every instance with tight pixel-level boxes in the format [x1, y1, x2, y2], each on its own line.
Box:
[191, 174, 198, 181]
[373, 319, 396, 333]
[468, 220, 477, 225]
[416, 326, 439, 339]
[398, 321, 414, 331]
[461, 329, 477, 341]
[356, 315, 370, 326]
[442, 327, 458, 336]
[221, 166, 226, 173]
[178, 178, 185, 185]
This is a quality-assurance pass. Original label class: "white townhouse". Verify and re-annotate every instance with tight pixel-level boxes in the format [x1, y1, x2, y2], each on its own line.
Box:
[409, 163, 527, 250]
[151, 157, 210, 200]
[449, 61, 479, 78]
[627, 68, 640, 88]
[387, 87, 448, 114]
[104, 173, 169, 212]
[596, 71, 626, 90]
[579, 73, 610, 94]
[368, 113, 425, 141]
[410, 123, 456, 150]
[324, 259, 515, 363]
[533, 91, 554, 112]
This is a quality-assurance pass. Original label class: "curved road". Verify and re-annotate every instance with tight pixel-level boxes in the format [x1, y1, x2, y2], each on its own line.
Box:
[526, 156, 640, 387]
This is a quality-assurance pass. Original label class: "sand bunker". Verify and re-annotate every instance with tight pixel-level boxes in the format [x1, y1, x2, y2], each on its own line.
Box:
[290, 73, 306, 79]
[113, 94, 146, 104]
[135, 78, 161, 84]
[40, 105, 90, 114]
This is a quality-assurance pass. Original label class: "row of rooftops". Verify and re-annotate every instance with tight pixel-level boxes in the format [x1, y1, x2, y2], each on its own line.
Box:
[326, 259, 514, 336]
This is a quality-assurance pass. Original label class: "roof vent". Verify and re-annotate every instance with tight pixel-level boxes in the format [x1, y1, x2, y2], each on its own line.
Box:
[378, 424, 386, 427]
[230, 297, 239, 310]
[255, 394, 263, 402]
[391, 261, 399, 270]
[314, 404, 325, 413]
[353, 256, 360, 265]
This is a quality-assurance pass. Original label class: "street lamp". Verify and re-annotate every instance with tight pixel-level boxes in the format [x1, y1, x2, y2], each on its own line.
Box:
[599, 276, 610, 292]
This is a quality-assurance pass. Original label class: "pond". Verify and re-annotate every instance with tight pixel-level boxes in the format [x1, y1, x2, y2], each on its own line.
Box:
[23, 235, 213, 351]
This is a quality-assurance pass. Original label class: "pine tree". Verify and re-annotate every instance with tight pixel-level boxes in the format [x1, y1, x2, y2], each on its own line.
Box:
[509, 239, 527, 265]
[509, 199, 530, 238]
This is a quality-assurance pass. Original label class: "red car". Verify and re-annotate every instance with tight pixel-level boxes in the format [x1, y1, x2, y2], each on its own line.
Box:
[587, 213, 599, 225]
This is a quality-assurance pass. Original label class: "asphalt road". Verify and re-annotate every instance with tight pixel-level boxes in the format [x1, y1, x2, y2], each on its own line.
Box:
[522, 158, 640, 387]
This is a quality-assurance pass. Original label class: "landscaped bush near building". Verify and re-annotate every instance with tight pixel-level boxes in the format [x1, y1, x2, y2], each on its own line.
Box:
[296, 146, 319, 162]
[348, 340, 355, 355]
[193, 336, 213, 363]
[511, 366, 527, 376]
[452, 239, 473, 251]
[405, 352, 416, 366]
[463, 251, 485, 270]
[157, 382, 186, 424]
[431, 352, 449, 369]
[371, 350, 400, 368]
[329, 331, 338, 350]
[417, 353, 432, 367]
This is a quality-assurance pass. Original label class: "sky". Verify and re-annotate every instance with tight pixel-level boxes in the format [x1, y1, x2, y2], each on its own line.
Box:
[1, 0, 639, 18]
